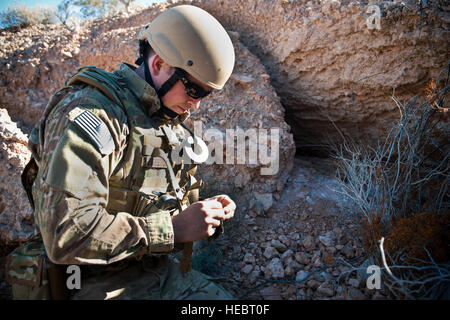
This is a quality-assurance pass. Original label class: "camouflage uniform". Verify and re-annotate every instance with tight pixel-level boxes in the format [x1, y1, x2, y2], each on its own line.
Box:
[18, 62, 233, 300]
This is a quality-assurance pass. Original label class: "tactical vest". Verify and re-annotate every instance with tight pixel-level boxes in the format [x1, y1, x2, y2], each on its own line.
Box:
[26, 65, 202, 217]
[67, 66, 201, 216]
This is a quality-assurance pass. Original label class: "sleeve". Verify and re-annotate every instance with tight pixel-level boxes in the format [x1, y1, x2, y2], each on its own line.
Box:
[32, 93, 174, 265]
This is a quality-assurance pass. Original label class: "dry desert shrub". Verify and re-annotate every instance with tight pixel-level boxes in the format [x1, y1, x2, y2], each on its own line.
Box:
[333, 62, 449, 299]
[0, 4, 56, 30]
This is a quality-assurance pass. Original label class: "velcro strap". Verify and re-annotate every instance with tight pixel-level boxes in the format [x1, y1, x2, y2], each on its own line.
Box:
[152, 148, 184, 200]
[157, 71, 180, 97]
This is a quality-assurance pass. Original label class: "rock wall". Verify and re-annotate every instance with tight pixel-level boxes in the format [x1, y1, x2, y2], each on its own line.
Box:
[0, 109, 34, 244]
[186, 31, 295, 214]
[192, 0, 450, 153]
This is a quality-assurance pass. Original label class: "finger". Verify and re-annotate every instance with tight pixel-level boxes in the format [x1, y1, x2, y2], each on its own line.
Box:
[213, 194, 232, 204]
[205, 216, 221, 228]
[203, 199, 224, 209]
[206, 208, 226, 220]
[223, 208, 235, 219]
[219, 196, 236, 212]
[207, 224, 216, 237]
[223, 201, 236, 213]
[206, 194, 229, 205]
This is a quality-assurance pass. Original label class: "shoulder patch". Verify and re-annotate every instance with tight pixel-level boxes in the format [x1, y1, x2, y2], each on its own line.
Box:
[71, 109, 115, 156]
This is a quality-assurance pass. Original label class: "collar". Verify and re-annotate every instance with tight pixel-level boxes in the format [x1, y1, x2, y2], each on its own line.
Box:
[115, 62, 190, 126]
[114, 62, 162, 117]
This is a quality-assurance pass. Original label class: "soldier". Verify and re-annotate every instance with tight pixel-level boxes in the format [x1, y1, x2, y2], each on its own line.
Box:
[12, 5, 236, 300]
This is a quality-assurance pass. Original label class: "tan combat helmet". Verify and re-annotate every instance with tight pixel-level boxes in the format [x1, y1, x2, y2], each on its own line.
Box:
[138, 5, 235, 90]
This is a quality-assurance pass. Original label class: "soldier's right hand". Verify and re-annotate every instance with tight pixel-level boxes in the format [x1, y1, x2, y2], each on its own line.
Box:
[172, 199, 226, 243]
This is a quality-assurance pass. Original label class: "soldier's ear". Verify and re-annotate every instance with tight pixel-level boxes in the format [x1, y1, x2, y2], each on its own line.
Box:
[150, 55, 165, 76]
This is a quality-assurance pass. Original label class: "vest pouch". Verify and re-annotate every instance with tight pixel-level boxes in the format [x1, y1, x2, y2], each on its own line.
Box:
[133, 192, 159, 217]
[5, 241, 51, 300]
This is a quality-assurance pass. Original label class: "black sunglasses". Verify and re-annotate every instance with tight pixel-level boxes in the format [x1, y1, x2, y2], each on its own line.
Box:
[175, 68, 212, 100]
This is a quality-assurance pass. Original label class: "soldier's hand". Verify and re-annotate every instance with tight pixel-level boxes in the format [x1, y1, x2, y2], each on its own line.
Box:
[204, 194, 236, 220]
[172, 198, 232, 243]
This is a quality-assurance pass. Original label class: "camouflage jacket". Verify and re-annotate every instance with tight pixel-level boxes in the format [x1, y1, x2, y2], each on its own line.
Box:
[27, 63, 198, 265]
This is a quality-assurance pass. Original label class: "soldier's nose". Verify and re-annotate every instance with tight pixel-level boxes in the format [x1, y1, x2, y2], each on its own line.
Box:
[188, 99, 201, 110]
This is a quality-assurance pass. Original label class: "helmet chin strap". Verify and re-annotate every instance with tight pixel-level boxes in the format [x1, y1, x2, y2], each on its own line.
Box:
[136, 40, 181, 120]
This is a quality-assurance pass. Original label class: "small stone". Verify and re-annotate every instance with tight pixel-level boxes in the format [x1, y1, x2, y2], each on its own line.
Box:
[348, 278, 361, 288]
[311, 251, 322, 268]
[61, 50, 72, 58]
[290, 259, 302, 271]
[302, 235, 315, 252]
[249, 269, 261, 284]
[296, 270, 308, 282]
[342, 243, 355, 258]
[305, 195, 314, 205]
[265, 258, 285, 279]
[306, 279, 320, 290]
[281, 249, 294, 263]
[322, 252, 335, 266]
[236, 261, 246, 270]
[271, 239, 287, 252]
[278, 234, 289, 246]
[317, 283, 334, 297]
[295, 252, 310, 265]
[231, 73, 254, 85]
[243, 253, 255, 264]
[284, 263, 295, 277]
[332, 227, 342, 239]
[242, 264, 254, 274]
[313, 256, 323, 267]
[248, 209, 258, 218]
[253, 192, 273, 212]
[326, 246, 337, 255]
[263, 246, 278, 259]
[319, 235, 334, 247]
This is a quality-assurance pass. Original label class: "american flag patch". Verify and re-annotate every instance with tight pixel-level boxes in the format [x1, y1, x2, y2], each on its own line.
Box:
[73, 110, 114, 156]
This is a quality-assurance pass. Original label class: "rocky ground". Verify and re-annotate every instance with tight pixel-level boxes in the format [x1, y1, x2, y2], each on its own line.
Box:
[205, 156, 391, 300]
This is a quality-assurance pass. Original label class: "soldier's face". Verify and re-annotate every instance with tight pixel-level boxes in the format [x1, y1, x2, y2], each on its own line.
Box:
[150, 55, 212, 115]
